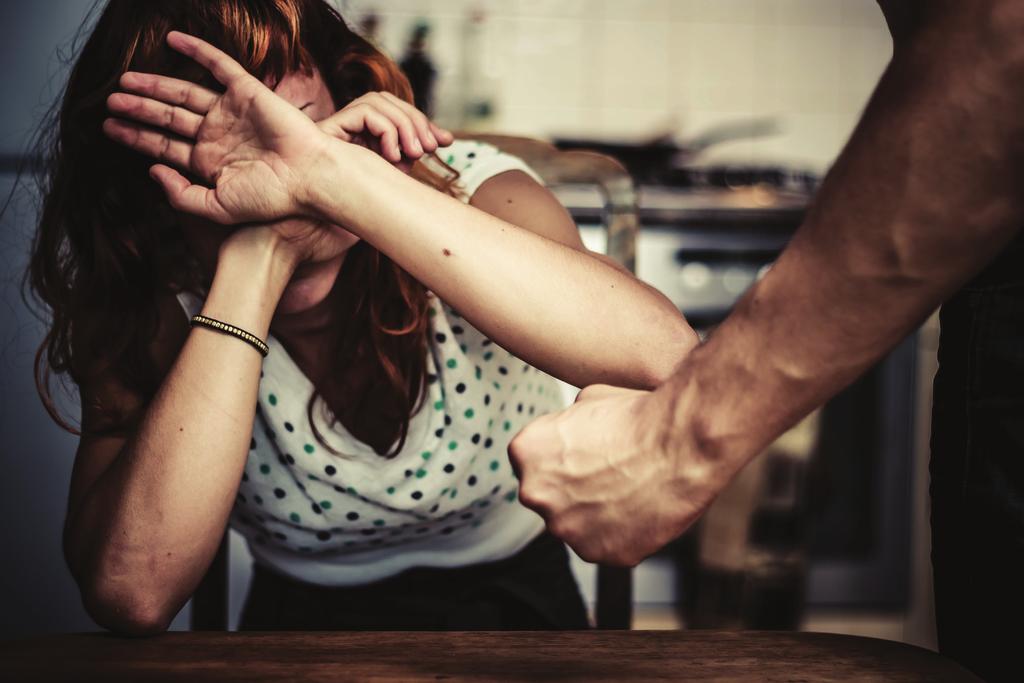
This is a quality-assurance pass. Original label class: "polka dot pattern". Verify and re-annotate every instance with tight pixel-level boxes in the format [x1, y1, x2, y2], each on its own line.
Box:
[179, 141, 562, 579]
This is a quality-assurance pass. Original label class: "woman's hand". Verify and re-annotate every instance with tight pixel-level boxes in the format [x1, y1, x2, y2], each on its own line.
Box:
[218, 217, 354, 273]
[318, 91, 453, 171]
[103, 31, 450, 224]
[104, 32, 326, 224]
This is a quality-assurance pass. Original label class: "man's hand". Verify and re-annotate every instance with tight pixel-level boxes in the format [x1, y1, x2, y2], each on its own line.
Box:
[508, 383, 726, 566]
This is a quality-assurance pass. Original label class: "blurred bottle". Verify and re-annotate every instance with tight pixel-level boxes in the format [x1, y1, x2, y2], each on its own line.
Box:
[400, 21, 438, 117]
[742, 452, 810, 630]
[358, 11, 381, 48]
[677, 414, 817, 630]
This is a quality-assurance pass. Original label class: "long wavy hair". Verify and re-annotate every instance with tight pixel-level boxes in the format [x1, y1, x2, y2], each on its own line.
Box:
[28, 0, 456, 457]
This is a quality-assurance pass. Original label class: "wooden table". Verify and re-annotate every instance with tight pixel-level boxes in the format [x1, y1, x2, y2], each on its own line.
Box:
[0, 630, 979, 682]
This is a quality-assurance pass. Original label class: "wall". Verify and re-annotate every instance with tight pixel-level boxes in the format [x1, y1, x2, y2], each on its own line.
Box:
[340, 0, 892, 170]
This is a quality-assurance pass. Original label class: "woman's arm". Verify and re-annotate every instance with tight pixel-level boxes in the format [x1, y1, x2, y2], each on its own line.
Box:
[103, 32, 698, 390]
[470, 168, 696, 386]
[65, 231, 297, 635]
[73, 79, 457, 634]
[317, 158, 697, 389]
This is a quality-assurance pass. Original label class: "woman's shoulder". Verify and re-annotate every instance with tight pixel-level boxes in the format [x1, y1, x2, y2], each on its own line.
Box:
[442, 139, 543, 200]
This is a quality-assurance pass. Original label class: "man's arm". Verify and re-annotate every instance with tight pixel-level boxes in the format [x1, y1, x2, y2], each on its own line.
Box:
[678, 0, 1024, 462]
[509, 0, 1024, 565]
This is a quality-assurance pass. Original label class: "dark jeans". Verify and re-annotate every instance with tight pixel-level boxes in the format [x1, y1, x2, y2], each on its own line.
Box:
[239, 530, 590, 630]
[931, 233, 1024, 683]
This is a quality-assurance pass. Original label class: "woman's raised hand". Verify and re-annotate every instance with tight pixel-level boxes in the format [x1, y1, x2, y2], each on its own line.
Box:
[104, 31, 451, 225]
[105, 32, 325, 224]
[318, 91, 453, 171]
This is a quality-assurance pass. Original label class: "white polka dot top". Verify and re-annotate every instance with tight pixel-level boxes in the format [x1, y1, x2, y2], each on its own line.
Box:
[176, 140, 569, 587]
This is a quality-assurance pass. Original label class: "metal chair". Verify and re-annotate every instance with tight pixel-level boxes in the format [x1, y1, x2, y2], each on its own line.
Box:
[191, 135, 639, 631]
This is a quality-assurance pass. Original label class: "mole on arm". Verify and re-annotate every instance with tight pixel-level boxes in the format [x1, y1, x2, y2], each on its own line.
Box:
[442, 248, 452, 257]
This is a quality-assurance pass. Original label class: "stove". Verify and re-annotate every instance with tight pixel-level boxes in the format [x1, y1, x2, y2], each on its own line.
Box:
[556, 169, 916, 615]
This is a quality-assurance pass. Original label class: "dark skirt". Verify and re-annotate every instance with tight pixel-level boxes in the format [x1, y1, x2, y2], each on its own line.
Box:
[239, 530, 591, 630]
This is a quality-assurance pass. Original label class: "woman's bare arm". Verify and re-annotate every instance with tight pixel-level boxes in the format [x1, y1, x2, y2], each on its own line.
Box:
[65, 233, 295, 634]
[103, 32, 699, 392]
[464, 169, 696, 387]
[296, 153, 698, 389]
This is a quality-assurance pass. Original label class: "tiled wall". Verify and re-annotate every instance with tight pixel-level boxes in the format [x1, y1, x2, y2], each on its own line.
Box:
[336, 0, 893, 171]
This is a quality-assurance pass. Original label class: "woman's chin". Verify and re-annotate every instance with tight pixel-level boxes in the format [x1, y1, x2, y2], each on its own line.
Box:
[277, 279, 331, 314]
[276, 258, 343, 315]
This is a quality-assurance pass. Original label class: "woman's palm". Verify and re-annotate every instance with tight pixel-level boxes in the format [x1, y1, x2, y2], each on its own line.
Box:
[193, 77, 323, 221]
[104, 31, 452, 227]
[103, 31, 329, 224]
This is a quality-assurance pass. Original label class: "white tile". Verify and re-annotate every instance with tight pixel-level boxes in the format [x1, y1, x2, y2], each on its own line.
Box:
[593, 106, 679, 139]
[665, 22, 705, 116]
[682, 23, 759, 90]
[602, 0, 673, 22]
[767, 0, 844, 27]
[770, 25, 843, 82]
[502, 19, 588, 109]
[673, 0, 761, 24]
[595, 20, 672, 113]
[838, 26, 892, 93]
[840, 0, 888, 29]
[495, 105, 590, 137]
[341, 0, 894, 146]
[765, 25, 844, 114]
[685, 83, 760, 115]
[514, 0, 595, 19]
[769, 111, 860, 169]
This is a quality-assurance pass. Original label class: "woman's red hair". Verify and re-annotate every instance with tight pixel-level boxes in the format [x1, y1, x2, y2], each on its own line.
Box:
[29, 0, 456, 457]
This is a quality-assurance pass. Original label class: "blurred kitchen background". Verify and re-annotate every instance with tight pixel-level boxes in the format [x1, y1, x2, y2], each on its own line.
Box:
[0, 0, 936, 649]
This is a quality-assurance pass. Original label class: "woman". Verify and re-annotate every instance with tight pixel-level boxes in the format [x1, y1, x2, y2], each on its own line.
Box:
[31, 0, 697, 634]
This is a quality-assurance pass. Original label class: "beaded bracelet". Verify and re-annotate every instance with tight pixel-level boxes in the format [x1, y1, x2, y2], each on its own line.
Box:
[190, 314, 269, 357]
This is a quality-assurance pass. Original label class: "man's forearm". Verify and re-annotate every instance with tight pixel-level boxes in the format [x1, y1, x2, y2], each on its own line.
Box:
[663, 0, 1024, 465]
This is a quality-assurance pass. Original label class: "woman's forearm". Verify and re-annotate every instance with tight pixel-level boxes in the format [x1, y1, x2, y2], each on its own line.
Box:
[303, 144, 697, 389]
[68, 236, 294, 633]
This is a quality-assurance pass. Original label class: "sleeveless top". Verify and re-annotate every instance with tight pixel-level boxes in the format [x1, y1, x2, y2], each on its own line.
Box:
[176, 140, 569, 586]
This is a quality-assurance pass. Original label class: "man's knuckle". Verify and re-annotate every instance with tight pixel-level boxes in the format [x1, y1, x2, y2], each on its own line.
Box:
[548, 517, 574, 540]
[610, 549, 633, 567]
[517, 486, 544, 511]
[576, 545, 601, 564]
[507, 439, 524, 463]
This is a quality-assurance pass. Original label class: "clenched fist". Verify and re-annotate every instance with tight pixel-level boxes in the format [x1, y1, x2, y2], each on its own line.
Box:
[508, 382, 730, 566]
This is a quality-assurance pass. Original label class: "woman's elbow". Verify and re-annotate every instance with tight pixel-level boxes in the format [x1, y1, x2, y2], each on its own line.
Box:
[636, 319, 700, 389]
[81, 579, 175, 636]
